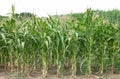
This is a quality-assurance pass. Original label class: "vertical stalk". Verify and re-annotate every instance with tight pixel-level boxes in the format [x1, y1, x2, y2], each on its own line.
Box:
[56, 49, 60, 77]
[111, 56, 114, 74]
[10, 53, 13, 72]
[71, 54, 76, 78]
[100, 44, 106, 74]
[88, 37, 93, 76]
[111, 41, 115, 74]
[100, 56, 104, 74]
[4, 56, 7, 70]
[42, 50, 48, 77]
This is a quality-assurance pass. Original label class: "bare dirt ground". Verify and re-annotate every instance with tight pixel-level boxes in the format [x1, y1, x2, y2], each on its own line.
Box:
[1, 74, 120, 79]
[0, 70, 120, 79]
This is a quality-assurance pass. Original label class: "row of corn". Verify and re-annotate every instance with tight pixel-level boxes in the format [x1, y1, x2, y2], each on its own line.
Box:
[0, 7, 120, 77]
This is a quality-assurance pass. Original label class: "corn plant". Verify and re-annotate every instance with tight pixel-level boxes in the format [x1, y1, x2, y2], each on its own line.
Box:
[0, 6, 120, 78]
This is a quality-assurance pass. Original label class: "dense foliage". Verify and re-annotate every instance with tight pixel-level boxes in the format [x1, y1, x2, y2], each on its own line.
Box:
[0, 7, 120, 77]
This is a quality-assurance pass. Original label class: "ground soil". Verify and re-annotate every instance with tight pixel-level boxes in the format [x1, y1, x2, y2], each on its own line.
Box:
[0, 69, 120, 79]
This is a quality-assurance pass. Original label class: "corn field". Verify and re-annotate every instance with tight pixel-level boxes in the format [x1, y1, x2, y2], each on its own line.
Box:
[0, 6, 120, 77]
